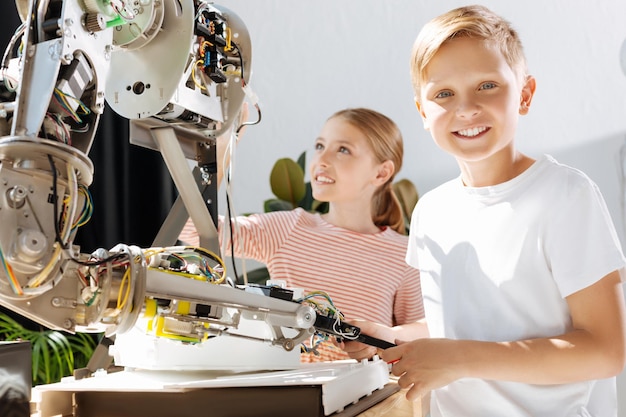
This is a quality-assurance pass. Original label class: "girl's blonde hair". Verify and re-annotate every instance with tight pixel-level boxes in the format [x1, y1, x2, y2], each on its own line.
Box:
[410, 5, 528, 97]
[329, 108, 405, 234]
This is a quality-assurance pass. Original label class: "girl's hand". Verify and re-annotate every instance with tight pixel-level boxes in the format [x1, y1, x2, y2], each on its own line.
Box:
[338, 320, 394, 361]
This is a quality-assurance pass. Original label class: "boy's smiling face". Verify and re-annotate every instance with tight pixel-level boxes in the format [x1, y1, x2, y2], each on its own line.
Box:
[416, 37, 535, 172]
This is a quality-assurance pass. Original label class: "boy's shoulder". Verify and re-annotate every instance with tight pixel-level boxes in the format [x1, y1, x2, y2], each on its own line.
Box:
[530, 155, 599, 196]
[541, 155, 593, 181]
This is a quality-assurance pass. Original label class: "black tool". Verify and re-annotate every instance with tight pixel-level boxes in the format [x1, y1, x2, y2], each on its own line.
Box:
[313, 315, 396, 349]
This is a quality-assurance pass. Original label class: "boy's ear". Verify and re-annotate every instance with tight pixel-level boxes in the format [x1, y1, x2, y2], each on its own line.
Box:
[415, 100, 430, 130]
[519, 75, 536, 115]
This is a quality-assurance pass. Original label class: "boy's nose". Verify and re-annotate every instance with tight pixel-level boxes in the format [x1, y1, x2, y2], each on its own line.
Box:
[456, 100, 480, 119]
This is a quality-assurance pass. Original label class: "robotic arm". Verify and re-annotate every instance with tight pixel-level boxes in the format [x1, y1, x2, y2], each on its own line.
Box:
[0, 0, 316, 369]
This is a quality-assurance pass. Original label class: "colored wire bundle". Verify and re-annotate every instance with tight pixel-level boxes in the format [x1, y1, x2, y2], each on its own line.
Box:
[0, 243, 22, 296]
[297, 291, 345, 355]
[144, 246, 226, 284]
[51, 88, 91, 124]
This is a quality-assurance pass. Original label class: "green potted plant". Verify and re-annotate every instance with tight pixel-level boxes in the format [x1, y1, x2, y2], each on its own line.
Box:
[264, 152, 329, 214]
[0, 311, 97, 386]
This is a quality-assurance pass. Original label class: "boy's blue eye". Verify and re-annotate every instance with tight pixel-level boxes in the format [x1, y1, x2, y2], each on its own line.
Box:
[480, 82, 497, 90]
[435, 90, 453, 99]
[314, 143, 323, 150]
[339, 146, 350, 154]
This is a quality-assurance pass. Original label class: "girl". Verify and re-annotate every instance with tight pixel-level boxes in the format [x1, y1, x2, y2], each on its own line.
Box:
[180, 108, 424, 361]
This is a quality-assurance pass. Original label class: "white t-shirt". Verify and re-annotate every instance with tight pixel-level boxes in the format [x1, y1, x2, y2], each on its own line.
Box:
[407, 155, 626, 417]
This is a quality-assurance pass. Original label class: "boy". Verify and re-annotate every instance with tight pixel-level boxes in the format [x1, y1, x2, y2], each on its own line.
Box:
[344, 5, 626, 416]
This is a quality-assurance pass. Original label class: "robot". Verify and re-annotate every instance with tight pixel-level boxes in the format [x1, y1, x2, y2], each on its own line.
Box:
[0, 4, 397, 416]
[0, 0, 318, 372]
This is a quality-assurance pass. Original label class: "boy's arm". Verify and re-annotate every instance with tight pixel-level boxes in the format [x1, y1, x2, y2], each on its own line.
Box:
[382, 270, 626, 402]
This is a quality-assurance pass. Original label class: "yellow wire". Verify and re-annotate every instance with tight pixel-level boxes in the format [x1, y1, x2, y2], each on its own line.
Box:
[191, 60, 207, 90]
[26, 244, 62, 288]
[224, 27, 232, 51]
[188, 246, 226, 284]
[147, 267, 219, 283]
[73, 186, 93, 228]
[116, 267, 131, 309]
[143, 246, 226, 284]
[0, 248, 22, 295]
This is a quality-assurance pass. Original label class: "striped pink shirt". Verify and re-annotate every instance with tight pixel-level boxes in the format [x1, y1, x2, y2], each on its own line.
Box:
[180, 208, 424, 361]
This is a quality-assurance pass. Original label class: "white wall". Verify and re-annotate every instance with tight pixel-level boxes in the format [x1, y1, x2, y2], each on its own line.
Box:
[219, 0, 626, 215]
[217, 0, 626, 411]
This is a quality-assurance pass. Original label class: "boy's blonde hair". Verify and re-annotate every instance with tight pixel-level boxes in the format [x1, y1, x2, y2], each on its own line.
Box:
[410, 5, 528, 97]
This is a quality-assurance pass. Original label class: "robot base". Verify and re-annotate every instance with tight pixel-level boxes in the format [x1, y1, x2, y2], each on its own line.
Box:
[32, 358, 394, 417]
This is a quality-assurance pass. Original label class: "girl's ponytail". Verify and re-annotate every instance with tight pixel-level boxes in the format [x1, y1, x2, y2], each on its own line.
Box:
[372, 182, 405, 234]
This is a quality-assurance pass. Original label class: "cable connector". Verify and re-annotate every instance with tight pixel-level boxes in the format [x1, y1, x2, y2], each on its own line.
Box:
[242, 83, 259, 105]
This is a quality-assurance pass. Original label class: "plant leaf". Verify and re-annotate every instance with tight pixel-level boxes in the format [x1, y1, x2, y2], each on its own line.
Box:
[264, 198, 294, 212]
[47, 331, 74, 375]
[0, 312, 97, 385]
[69, 333, 98, 364]
[32, 333, 52, 384]
[296, 152, 306, 172]
[298, 182, 315, 211]
[311, 200, 329, 213]
[269, 158, 306, 205]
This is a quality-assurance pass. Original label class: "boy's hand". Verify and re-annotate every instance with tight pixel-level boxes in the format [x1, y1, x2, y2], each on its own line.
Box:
[381, 338, 462, 402]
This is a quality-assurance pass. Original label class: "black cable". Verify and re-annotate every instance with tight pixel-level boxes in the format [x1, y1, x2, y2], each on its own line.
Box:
[225, 174, 239, 284]
[236, 102, 261, 134]
[48, 155, 127, 267]
[47, 155, 65, 247]
[70, 252, 129, 267]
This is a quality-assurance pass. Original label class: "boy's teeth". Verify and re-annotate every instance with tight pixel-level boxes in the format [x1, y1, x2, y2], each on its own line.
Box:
[458, 127, 487, 137]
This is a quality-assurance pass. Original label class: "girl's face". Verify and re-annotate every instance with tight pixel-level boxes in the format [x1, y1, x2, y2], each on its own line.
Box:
[417, 37, 535, 171]
[309, 117, 391, 205]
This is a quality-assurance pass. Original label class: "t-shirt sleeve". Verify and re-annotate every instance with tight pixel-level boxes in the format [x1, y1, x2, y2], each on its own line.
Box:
[547, 177, 626, 297]
[179, 211, 299, 264]
[222, 210, 298, 264]
[178, 217, 200, 246]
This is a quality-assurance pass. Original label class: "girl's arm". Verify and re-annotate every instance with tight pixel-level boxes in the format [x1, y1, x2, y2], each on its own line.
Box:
[341, 319, 430, 361]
